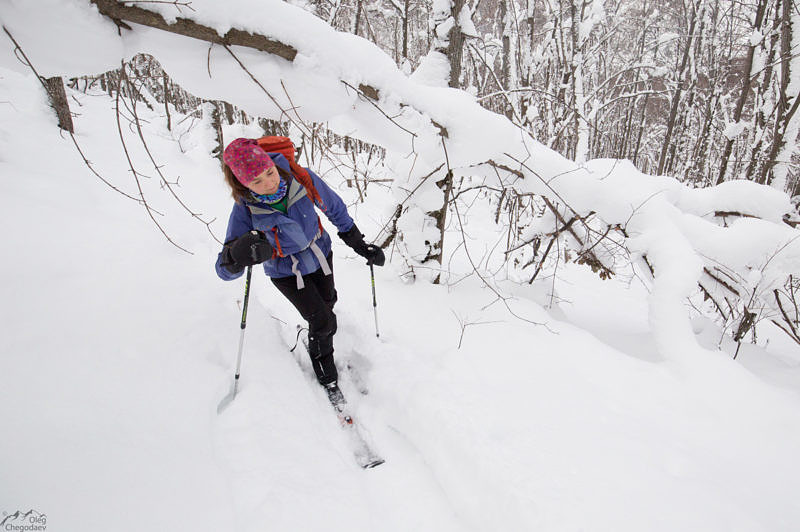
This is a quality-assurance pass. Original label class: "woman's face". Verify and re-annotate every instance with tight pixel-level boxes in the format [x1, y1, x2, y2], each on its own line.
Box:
[246, 165, 280, 196]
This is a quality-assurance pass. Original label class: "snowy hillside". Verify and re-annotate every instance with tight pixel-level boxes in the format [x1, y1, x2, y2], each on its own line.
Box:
[2, 1, 800, 531]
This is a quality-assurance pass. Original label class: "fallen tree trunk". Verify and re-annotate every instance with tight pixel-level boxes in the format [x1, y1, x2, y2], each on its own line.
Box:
[90, 0, 296, 60]
[89, 0, 385, 102]
[44, 76, 74, 133]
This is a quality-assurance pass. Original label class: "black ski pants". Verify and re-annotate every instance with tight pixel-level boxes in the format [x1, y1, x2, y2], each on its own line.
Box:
[271, 253, 338, 385]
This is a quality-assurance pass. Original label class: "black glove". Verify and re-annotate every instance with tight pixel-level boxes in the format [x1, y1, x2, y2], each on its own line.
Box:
[338, 224, 386, 267]
[220, 231, 274, 273]
[361, 244, 385, 267]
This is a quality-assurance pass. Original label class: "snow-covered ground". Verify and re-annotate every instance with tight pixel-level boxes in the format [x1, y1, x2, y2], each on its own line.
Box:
[2, 4, 800, 531]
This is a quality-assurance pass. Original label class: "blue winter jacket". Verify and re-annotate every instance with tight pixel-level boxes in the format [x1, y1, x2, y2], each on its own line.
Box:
[215, 153, 355, 281]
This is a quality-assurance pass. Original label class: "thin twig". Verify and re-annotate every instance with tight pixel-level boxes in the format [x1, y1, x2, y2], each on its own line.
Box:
[119, 62, 222, 244]
[68, 132, 143, 201]
[373, 163, 445, 243]
[113, 68, 192, 254]
[222, 44, 308, 133]
[453, 196, 549, 328]
[451, 310, 503, 349]
[3, 26, 145, 203]
[341, 80, 418, 138]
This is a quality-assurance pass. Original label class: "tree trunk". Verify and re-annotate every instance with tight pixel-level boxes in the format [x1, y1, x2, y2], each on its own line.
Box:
[210, 103, 224, 167]
[433, 0, 466, 88]
[449, 0, 466, 88]
[657, 2, 700, 176]
[759, 0, 799, 186]
[163, 71, 171, 131]
[44, 76, 74, 133]
[632, 93, 649, 167]
[716, 0, 769, 184]
[746, 2, 781, 182]
[91, 0, 297, 59]
[429, 169, 455, 284]
[500, 0, 512, 119]
[403, 0, 409, 62]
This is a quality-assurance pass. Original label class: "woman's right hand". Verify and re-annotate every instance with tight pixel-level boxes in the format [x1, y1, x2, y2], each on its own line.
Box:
[220, 231, 274, 272]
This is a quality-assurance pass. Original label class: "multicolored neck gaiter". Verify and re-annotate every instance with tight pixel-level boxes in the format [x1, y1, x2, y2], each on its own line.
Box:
[251, 178, 288, 204]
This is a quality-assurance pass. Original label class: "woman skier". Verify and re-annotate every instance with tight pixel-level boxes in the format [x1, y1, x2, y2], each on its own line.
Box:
[214, 137, 384, 398]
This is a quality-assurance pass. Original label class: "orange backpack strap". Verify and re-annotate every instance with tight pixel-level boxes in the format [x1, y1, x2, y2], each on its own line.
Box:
[271, 227, 284, 258]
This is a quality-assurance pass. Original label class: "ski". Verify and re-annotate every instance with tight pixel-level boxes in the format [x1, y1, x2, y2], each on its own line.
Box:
[324, 382, 385, 469]
[286, 325, 384, 469]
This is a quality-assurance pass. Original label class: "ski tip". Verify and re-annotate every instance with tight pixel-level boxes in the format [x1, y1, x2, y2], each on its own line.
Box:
[216, 392, 234, 414]
[362, 458, 385, 469]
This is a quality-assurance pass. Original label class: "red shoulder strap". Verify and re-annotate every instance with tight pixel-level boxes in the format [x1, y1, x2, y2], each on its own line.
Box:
[256, 136, 324, 207]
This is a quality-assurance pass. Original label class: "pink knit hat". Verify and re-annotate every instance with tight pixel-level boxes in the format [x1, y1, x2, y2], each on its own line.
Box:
[223, 138, 275, 185]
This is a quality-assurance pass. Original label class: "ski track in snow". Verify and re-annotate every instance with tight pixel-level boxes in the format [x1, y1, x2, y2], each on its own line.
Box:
[212, 300, 466, 531]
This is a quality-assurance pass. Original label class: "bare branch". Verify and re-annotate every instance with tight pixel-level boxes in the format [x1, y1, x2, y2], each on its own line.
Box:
[2, 26, 146, 203]
[113, 67, 192, 254]
[451, 310, 503, 349]
[118, 62, 222, 244]
[341, 80, 418, 138]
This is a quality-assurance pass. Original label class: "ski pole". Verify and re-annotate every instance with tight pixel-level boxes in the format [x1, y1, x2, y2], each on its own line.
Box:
[217, 265, 252, 413]
[370, 263, 379, 338]
[232, 264, 253, 397]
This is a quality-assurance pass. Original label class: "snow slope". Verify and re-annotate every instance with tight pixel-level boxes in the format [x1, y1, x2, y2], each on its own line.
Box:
[2, 58, 800, 531]
[1, 3, 800, 531]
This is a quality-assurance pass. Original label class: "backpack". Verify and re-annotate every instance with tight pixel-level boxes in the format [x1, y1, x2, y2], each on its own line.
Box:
[255, 136, 324, 208]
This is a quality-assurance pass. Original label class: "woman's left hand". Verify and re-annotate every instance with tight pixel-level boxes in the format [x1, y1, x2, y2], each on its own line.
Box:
[339, 224, 385, 266]
[360, 244, 385, 267]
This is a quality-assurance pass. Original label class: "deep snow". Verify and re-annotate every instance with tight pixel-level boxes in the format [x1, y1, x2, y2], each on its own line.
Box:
[1, 3, 800, 531]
